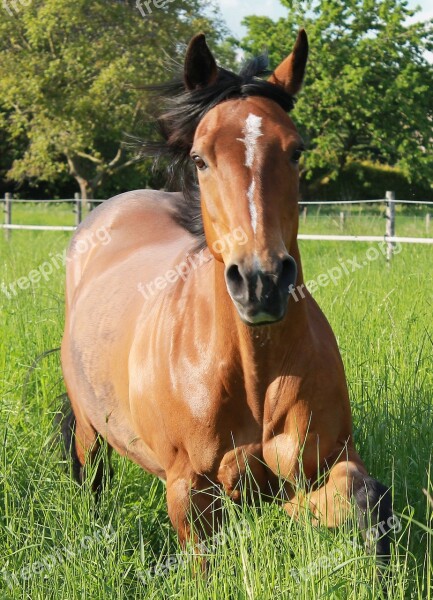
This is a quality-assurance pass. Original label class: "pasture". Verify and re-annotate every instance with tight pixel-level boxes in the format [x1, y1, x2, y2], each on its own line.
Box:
[0, 204, 432, 599]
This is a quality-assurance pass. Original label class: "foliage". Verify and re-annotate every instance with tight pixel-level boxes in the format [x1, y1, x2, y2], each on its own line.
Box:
[303, 159, 433, 201]
[0, 0, 232, 199]
[241, 0, 433, 189]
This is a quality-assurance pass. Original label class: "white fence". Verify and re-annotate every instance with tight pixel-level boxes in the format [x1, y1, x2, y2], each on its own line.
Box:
[1, 192, 88, 234]
[2, 191, 433, 260]
[298, 191, 433, 260]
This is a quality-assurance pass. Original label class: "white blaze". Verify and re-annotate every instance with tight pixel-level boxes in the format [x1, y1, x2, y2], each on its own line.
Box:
[237, 113, 263, 234]
[247, 180, 258, 233]
[239, 113, 263, 168]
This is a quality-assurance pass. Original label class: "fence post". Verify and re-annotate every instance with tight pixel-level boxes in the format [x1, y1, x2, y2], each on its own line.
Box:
[385, 190, 395, 263]
[426, 213, 431, 234]
[74, 192, 82, 227]
[302, 206, 307, 224]
[4, 192, 12, 241]
[339, 211, 345, 230]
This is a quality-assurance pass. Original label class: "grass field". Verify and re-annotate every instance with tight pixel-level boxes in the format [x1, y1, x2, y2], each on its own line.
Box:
[0, 205, 432, 599]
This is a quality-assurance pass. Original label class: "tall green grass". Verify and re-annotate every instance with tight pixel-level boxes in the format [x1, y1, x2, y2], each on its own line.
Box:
[0, 212, 432, 599]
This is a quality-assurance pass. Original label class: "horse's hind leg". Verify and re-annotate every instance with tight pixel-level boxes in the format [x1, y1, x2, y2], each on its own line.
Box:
[285, 447, 393, 560]
[58, 394, 113, 497]
[56, 393, 82, 483]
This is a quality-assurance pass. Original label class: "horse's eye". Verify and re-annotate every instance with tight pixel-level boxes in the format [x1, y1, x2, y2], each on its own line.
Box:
[291, 148, 303, 164]
[191, 154, 207, 170]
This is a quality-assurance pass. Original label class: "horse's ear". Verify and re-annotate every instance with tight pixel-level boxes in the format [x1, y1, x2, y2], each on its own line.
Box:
[268, 29, 308, 96]
[184, 33, 218, 91]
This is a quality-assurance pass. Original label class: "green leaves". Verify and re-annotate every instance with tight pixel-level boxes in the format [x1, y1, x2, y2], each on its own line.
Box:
[0, 0, 232, 198]
[241, 0, 433, 191]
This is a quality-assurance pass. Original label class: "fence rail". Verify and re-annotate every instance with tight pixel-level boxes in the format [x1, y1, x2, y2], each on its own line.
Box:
[2, 191, 433, 259]
[298, 198, 433, 205]
[298, 234, 433, 244]
[2, 224, 76, 231]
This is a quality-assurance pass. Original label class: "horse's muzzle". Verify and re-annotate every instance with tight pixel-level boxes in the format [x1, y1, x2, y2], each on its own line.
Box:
[224, 255, 297, 326]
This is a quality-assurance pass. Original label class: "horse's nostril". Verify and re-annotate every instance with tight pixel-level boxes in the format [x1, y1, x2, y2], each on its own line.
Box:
[225, 264, 245, 299]
[279, 257, 297, 291]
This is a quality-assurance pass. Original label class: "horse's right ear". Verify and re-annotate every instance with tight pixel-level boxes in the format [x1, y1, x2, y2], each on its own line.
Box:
[184, 33, 218, 91]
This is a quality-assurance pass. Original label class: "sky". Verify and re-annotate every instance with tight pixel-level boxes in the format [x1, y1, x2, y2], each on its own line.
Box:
[215, 0, 433, 39]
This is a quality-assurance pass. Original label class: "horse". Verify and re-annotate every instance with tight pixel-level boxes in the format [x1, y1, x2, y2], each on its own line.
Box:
[60, 30, 393, 558]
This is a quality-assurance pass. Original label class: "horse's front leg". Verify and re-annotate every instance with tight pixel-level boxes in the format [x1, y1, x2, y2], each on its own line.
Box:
[284, 446, 394, 559]
[165, 443, 270, 548]
[166, 464, 222, 551]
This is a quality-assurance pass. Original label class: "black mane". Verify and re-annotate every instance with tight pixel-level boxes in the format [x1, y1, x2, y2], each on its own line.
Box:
[141, 55, 295, 248]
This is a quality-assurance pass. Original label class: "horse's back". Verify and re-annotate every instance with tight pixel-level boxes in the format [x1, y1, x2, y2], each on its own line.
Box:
[65, 189, 194, 302]
[61, 189, 195, 475]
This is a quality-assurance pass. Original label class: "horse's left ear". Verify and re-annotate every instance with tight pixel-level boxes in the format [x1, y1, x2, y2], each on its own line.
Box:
[268, 29, 308, 96]
[184, 33, 218, 91]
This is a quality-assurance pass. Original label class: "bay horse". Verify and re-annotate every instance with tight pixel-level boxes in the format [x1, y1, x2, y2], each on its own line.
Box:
[61, 30, 393, 559]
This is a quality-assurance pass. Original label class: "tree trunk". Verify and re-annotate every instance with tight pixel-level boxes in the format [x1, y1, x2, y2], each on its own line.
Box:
[66, 152, 98, 211]
[78, 180, 97, 211]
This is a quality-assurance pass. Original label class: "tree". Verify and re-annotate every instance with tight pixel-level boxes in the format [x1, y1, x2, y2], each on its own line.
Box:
[241, 0, 433, 191]
[0, 0, 231, 201]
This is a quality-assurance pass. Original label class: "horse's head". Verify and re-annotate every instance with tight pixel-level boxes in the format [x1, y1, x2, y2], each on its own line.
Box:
[184, 32, 308, 326]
